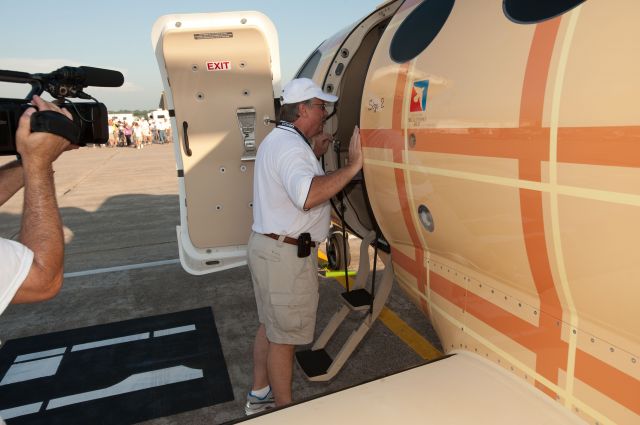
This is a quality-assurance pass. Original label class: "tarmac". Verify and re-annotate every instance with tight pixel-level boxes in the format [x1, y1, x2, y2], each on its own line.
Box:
[0, 143, 441, 424]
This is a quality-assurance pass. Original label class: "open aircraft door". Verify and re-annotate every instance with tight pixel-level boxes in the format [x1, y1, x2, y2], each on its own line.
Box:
[152, 12, 281, 274]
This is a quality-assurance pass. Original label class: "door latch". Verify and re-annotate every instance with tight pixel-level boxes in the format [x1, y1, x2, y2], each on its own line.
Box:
[237, 107, 256, 161]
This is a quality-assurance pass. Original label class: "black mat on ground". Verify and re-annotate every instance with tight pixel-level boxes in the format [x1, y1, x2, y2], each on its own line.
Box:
[0, 307, 233, 424]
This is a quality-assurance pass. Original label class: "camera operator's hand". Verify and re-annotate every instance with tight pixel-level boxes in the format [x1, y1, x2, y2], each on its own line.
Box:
[16, 95, 77, 170]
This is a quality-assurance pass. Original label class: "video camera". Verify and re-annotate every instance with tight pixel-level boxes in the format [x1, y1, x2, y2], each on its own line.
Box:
[0, 66, 124, 156]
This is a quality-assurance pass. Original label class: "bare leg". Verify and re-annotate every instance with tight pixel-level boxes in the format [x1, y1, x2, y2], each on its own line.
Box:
[251, 324, 270, 390]
[267, 342, 295, 406]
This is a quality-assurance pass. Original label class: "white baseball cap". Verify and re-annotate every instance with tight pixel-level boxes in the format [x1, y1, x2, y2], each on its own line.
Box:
[281, 78, 338, 104]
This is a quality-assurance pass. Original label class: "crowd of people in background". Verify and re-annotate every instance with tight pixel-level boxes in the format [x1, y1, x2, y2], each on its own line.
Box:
[106, 117, 172, 149]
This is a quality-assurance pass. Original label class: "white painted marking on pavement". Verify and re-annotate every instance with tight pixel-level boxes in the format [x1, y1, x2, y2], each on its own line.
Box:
[153, 324, 196, 337]
[46, 366, 203, 409]
[0, 402, 43, 420]
[0, 356, 63, 386]
[64, 259, 180, 278]
[71, 333, 149, 352]
[16, 347, 66, 363]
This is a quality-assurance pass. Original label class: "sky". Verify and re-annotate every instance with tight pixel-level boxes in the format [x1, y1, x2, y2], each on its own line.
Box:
[0, 0, 383, 111]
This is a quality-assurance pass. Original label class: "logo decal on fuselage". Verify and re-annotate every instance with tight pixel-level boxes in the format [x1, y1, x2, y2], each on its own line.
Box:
[410, 79, 429, 112]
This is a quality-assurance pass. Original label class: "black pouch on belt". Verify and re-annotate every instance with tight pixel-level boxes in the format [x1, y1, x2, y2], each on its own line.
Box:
[297, 232, 312, 258]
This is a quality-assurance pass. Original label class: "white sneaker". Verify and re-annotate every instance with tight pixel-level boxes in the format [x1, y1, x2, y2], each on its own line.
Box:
[245, 388, 275, 415]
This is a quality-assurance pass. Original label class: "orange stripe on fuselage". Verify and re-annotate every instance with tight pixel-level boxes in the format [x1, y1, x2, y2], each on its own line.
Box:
[394, 169, 421, 249]
[409, 128, 547, 161]
[430, 270, 570, 372]
[391, 246, 428, 312]
[383, 61, 427, 304]
[558, 126, 640, 168]
[518, 188, 562, 320]
[376, 112, 640, 172]
[426, 266, 635, 414]
[375, 126, 640, 169]
[392, 63, 410, 134]
[517, 19, 558, 183]
[520, 19, 560, 128]
[393, 165, 427, 299]
[575, 349, 640, 415]
[517, 19, 564, 397]
[518, 187, 566, 396]
[392, 245, 419, 276]
[361, 128, 403, 159]
[361, 8, 637, 411]
[408, 127, 549, 163]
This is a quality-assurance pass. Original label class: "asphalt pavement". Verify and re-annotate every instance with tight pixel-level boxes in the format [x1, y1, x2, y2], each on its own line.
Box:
[0, 143, 440, 424]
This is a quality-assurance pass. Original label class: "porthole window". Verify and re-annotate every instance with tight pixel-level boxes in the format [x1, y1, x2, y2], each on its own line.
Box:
[418, 205, 435, 232]
[389, 0, 455, 64]
[504, 0, 587, 24]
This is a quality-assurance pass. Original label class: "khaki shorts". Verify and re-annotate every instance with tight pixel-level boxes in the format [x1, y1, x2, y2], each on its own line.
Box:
[248, 232, 319, 345]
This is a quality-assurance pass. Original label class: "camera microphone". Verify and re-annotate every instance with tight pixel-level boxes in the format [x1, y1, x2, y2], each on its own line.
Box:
[52, 66, 124, 88]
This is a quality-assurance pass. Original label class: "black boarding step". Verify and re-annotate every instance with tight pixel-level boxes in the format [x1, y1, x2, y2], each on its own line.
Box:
[296, 348, 333, 379]
[341, 288, 372, 310]
[296, 231, 394, 382]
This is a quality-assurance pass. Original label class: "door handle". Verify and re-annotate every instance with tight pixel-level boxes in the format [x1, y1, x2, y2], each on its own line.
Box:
[182, 121, 192, 157]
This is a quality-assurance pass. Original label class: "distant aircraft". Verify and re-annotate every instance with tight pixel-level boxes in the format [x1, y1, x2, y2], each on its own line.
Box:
[152, 0, 639, 423]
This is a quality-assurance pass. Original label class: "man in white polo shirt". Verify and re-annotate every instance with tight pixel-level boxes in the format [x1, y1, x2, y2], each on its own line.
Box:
[1, 95, 75, 316]
[245, 78, 362, 413]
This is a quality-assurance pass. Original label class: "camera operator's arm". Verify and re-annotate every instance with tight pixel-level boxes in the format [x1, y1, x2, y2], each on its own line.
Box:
[11, 96, 72, 303]
[0, 160, 24, 206]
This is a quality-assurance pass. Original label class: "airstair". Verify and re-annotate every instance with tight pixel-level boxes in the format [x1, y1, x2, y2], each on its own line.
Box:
[295, 230, 394, 381]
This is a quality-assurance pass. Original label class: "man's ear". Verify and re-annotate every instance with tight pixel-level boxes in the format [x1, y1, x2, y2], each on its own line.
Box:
[298, 102, 308, 118]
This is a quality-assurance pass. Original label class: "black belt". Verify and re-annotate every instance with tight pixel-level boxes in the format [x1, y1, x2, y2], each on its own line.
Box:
[264, 233, 316, 247]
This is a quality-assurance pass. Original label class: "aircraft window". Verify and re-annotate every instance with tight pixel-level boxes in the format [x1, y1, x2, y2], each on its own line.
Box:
[389, 0, 455, 64]
[503, 0, 586, 24]
[296, 50, 322, 79]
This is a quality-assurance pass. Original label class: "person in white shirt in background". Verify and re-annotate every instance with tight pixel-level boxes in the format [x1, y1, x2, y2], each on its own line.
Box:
[133, 121, 143, 149]
[156, 118, 167, 144]
[140, 118, 151, 145]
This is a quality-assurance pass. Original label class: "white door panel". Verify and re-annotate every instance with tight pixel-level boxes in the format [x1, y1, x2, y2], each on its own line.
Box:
[153, 12, 281, 274]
